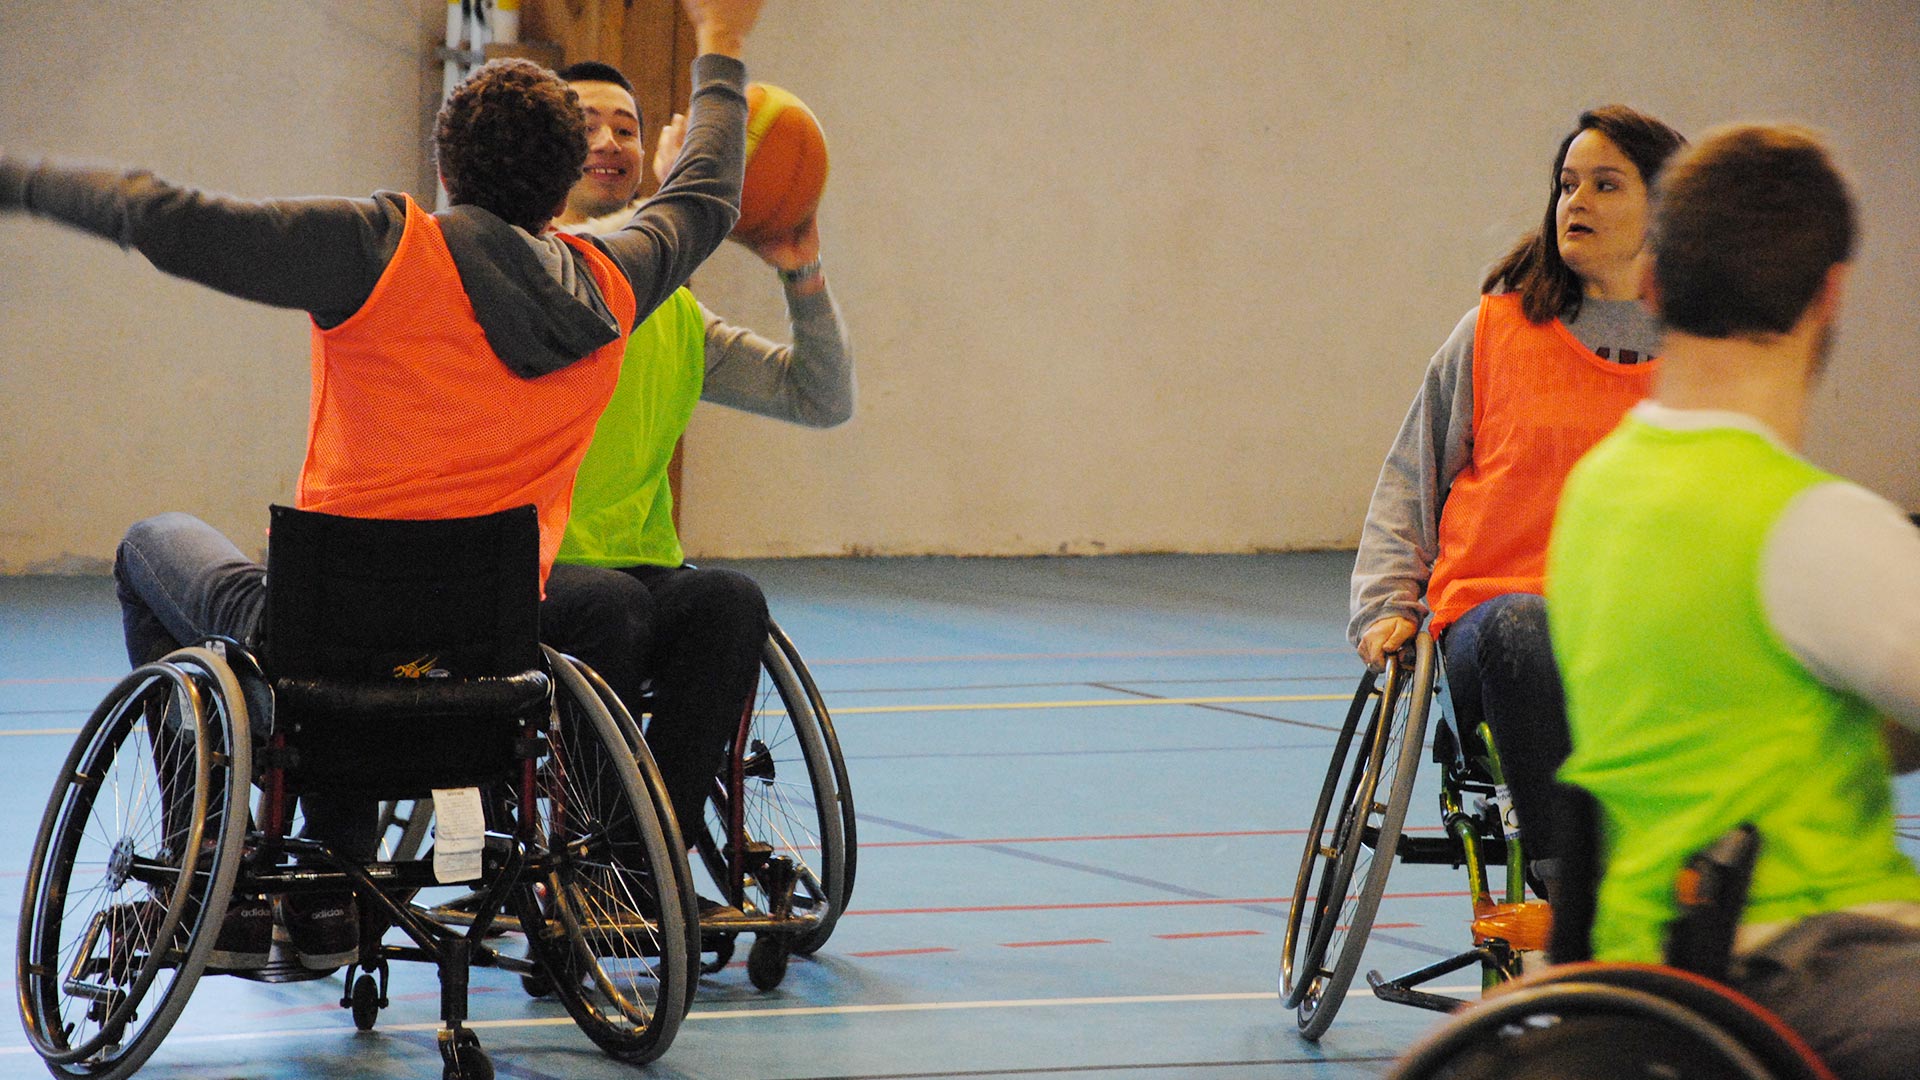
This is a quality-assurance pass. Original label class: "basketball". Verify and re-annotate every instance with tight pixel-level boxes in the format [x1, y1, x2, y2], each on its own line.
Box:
[733, 83, 829, 245]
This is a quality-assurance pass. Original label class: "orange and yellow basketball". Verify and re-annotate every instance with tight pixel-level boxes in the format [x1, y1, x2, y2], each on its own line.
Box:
[733, 83, 829, 246]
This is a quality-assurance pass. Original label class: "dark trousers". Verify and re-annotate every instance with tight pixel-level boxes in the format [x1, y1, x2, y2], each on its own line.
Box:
[1440, 592, 1569, 865]
[544, 562, 768, 839]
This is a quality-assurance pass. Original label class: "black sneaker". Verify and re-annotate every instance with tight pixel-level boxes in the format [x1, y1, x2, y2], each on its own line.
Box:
[279, 892, 359, 971]
[103, 899, 168, 982]
[208, 895, 273, 970]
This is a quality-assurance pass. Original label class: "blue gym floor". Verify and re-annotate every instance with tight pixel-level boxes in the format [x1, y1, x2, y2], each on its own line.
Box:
[5, 554, 1913, 1078]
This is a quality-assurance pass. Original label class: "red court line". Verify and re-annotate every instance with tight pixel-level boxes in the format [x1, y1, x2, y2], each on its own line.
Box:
[806, 646, 1351, 667]
[1001, 938, 1109, 949]
[847, 893, 1466, 916]
[1154, 930, 1265, 940]
[862, 824, 1446, 849]
[847, 947, 958, 958]
[0, 676, 117, 686]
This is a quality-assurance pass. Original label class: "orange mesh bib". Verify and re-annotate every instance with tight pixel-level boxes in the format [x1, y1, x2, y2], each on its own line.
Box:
[296, 197, 635, 587]
[1426, 293, 1656, 633]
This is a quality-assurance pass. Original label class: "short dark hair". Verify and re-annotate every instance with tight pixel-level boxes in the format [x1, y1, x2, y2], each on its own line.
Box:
[1483, 105, 1688, 324]
[1650, 124, 1857, 338]
[433, 59, 588, 233]
[557, 60, 634, 95]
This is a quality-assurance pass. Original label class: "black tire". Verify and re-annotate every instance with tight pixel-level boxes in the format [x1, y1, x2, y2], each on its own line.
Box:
[1284, 633, 1434, 1041]
[1384, 972, 1810, 1080]
[559, 654, 704, 998]
[351, 973, 380, 1031]
[746, 935, 789, 991]
[769, 621, 857, 909]
[519, 970, 554, 998]
[511, 648, 695, 1065]
[693, 632, 849, 958]
[1281, 666, 1377, 1010]
[17, 648, 251, 1080]
[441, 1034, 495, 1080]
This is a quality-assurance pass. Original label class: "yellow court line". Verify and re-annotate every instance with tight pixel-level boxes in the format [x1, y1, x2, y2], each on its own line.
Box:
[2, 693, 1351, 737]
[829, 693, 1348, 716]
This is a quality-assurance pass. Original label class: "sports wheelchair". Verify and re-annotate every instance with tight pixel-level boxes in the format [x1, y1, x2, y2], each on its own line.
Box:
[1383, 793, 1835, 1079]
[1281, 630, 1548, 1039]
[382, 614, 856, 993]
[17, 506, 697, 1080]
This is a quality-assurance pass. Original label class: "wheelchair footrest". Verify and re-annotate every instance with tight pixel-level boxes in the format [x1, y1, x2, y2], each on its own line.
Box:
[1368, 947, 1493, 1014]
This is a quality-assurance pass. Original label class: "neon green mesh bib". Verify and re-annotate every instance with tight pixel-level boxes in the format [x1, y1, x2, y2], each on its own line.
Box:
[558, 287, 705, 569]
[1550, 417, 1920, 962]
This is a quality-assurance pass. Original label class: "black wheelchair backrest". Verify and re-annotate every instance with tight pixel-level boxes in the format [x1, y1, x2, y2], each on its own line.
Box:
[264, 503, 541, 680]
[261, 504, 548, 796]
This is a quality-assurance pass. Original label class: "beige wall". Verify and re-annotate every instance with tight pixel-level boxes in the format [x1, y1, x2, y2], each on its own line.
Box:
[3, 2, 1917, 570]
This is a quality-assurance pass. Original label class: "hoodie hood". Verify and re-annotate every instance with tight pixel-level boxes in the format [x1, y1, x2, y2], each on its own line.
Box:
[435, 203, 621, 378]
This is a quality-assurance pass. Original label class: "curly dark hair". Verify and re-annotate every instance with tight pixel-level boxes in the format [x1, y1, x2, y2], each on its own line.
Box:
[434, 59, 588, 233]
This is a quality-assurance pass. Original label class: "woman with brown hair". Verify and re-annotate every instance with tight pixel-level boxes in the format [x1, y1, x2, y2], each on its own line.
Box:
[1349, 105, 1687, 889]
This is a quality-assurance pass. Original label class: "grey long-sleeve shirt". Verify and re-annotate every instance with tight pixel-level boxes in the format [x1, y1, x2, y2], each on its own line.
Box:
[1347, 297, 1661, 645]
[0, 55, 748, 381]
[697, 281, 854, 428]
[578, 201, 854, 428]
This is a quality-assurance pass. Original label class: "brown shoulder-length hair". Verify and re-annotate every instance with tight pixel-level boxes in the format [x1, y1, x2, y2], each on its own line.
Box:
[1483, 105, 1687, 324]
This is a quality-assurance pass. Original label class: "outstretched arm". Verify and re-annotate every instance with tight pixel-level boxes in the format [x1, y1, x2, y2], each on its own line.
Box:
[0, 155, 403, 324]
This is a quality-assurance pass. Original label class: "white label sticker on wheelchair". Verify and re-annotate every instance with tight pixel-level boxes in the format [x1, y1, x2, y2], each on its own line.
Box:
[431, 786, 486, 883]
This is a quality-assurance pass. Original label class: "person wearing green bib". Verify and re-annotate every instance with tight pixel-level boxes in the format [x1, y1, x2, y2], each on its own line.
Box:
[1548, 124, 1920, 1078]
[542, 61, 854, 840]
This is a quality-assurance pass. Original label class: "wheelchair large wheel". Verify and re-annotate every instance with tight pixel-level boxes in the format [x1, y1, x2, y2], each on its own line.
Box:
[512, 649, 696, 1065]
[1385, 963, 1834, 1080]
[694, 629, 849, 957]
[17, 648, 251, 1080]
[1281, 631, 1433, 1041]
[770, 620, 858, 914]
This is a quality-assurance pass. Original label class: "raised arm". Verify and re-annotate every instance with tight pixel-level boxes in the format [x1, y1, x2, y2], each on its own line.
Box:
[592, 0, 762, 321]
[1349, 307, 1478, 654]
[699, 216, 853, 425]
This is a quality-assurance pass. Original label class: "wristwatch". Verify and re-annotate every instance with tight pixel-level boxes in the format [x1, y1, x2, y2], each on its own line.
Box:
[778, 257, 822, 285]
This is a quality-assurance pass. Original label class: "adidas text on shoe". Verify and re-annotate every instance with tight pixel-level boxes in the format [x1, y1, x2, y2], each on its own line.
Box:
[280, 892, 359, 971]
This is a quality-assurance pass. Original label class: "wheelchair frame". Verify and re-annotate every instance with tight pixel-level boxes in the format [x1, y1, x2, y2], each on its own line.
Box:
[382, 616, 856, 994]
[17, 640, 698, 1080]
[1281, 630, 1542, 1040]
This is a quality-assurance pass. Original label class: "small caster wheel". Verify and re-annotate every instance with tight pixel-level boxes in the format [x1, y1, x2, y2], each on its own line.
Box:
[440, 1029, 493, 1080]
[350, 973, 381, 1031]
[747, 935, 789, 991]
[701, 932, 737, 975]
[519, 969, 554, 998]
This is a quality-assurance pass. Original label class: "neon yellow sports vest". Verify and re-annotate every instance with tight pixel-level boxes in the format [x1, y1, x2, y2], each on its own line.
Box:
[1549, 416, 1920, 962]
[557, 287, 706, 568]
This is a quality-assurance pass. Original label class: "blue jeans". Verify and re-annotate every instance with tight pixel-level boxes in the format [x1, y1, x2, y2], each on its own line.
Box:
[1440, 592, 1569, 863]
[113, 513, 655, 862]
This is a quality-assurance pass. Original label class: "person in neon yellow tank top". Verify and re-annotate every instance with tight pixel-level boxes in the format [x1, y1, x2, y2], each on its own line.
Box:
[1548, 125, 1920, 1078]
[540, 61, 854, 841]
